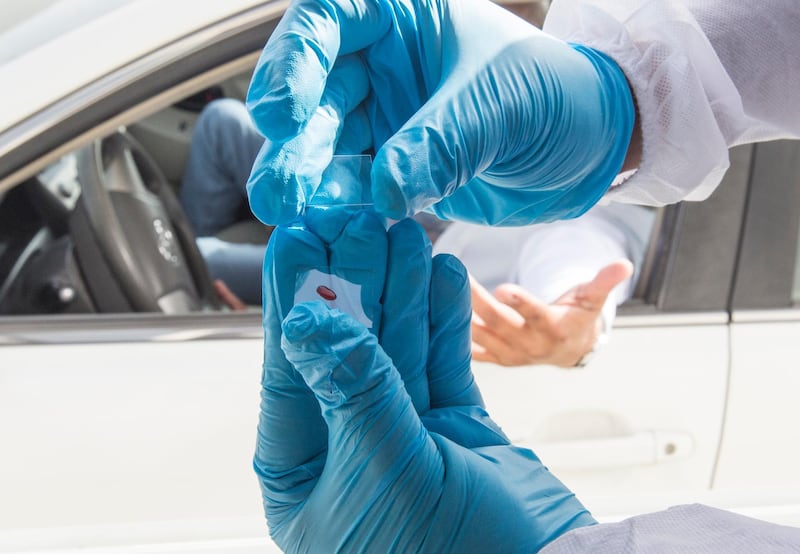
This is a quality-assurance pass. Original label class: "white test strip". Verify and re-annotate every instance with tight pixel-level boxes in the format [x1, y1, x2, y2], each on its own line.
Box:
[294, 269, 373, 329]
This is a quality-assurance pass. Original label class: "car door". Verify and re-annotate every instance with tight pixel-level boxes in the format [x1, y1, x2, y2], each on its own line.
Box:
[713, 139, 800, 526]
[471, 144, 754, 522]
[0, 316, 274, 552]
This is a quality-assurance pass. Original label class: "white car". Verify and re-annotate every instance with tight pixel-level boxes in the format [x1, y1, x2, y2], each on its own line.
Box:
[2, 1, 800, 552]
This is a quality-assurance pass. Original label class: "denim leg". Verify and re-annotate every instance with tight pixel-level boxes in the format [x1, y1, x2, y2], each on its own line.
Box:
[196, 237, 266, 305]
[181, 99, 265, 236]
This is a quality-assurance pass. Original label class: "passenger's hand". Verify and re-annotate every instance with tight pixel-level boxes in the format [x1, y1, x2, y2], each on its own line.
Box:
[255, 212, 595, 553]
[213, 279, 248, 311]
[470, 260, 633, 367]
[245, 0, 635, 226]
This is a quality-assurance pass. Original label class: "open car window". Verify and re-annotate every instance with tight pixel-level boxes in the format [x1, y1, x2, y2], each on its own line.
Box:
[0, 2, 283, 327]
[0, 68, 263, 318]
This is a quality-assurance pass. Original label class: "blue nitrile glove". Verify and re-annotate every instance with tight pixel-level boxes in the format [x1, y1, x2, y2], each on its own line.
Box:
[255, 212, 596, 553]
[245, 0, 634, 227]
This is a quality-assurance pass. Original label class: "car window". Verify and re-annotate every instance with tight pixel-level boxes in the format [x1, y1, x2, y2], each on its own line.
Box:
[0, 61, 267, 317]
[729, 140, 800, 311]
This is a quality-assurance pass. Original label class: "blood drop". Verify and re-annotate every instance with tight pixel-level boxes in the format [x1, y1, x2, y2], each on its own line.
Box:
[316, 285, 337, 301]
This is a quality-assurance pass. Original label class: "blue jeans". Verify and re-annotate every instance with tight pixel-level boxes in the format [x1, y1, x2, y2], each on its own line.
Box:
[181, 98, 265, 237]
[181, 99, 267, 304]
[195, 237, 265, 305]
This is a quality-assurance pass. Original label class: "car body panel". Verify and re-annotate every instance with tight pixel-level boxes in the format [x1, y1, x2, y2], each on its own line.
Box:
[475, 318, 728, 498]
[716, 316, 800, 490]
[0, 337, 278, 552]
[0, 0, 270, 134]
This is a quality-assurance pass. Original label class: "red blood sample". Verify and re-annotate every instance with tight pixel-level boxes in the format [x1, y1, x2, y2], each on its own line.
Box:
[316, 285, 337, 301]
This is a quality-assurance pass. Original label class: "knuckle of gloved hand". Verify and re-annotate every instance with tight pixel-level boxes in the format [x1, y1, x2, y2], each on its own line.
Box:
[285, 321, 394, 405]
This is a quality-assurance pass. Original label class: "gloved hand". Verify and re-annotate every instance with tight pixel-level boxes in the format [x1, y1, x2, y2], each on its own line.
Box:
[255, 210, 596, 553]
[245, 0, 635, 227]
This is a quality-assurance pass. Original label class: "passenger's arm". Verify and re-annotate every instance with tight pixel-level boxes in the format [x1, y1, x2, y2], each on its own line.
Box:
[470, 261, 632, 367]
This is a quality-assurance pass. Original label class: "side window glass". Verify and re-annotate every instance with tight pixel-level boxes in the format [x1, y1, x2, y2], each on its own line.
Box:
[0, 71, 269, 317]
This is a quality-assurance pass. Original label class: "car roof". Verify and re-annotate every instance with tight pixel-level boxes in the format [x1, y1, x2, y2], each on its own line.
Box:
[0, 0, 272, 134]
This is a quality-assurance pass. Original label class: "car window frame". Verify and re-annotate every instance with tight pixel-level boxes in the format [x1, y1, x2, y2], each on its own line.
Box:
[618, 143, 753, 320]
[0, 2, 285, 190]
[0, 5, 286, 342]
[729, 139, 800, 314]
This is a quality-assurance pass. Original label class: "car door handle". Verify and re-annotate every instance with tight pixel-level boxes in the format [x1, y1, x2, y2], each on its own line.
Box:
[515, 430, 694, 470]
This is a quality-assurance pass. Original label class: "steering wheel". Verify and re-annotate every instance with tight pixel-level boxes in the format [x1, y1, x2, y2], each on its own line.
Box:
[76, 130, 221, 313]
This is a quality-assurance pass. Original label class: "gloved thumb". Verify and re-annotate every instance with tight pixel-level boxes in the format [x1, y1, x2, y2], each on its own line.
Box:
[281, 302, 396, 407]
[280, 302, 444, 552]
[370, 81, 485, 220]
[370, 33, 546, 222]
[281, 302, 430, 455]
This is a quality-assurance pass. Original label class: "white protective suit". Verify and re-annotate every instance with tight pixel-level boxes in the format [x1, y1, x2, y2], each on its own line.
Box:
[545, 0, 800, 206]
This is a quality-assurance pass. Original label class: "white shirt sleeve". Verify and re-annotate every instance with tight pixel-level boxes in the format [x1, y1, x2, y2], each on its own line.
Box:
[544, 0, 800, 206]
[512, 204, 654, 333]
[433, 204, 656, 332]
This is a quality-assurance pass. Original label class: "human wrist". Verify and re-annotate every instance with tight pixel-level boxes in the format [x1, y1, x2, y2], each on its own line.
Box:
[573, 316, 608, 369]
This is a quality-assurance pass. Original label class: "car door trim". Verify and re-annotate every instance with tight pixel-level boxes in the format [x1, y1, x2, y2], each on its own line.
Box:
[731, 308, 800, 323]
[614, 311, 729, 328]
[0, 312, 263, 345]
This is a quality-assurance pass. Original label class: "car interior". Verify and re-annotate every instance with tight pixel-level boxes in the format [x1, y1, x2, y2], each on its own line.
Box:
[0, 68, 275, 316]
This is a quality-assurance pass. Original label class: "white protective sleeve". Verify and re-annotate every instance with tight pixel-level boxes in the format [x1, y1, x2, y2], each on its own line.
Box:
[541, 504, 800, 553]
[544, 0, 800, 206]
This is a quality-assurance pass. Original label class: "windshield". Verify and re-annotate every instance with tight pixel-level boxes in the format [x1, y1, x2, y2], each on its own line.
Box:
[0, 0, 134, 65]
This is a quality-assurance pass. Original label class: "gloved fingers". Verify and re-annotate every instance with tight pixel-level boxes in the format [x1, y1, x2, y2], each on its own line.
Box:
[255, 224, 330, 511]
[370, 30, 622, 224]
[247, 0, 391, 142]
[322, 54, 371, 115]
[430, 177, 596, 226]
[321, 209, 388, 334]
[247, 56, 372, 226]
[369, 41, 538, 221]
[423, 38, 634, 226]
[262, 223, 330, 396]
[426, 254, 484, 408]
[281, 302, 445, 544]
[370, 87, 479, 220]
[422, 405, 509, 448]
[335, 104, 372, 155]
[246, 107, 340, 226]
[380, 218, 432, 413]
